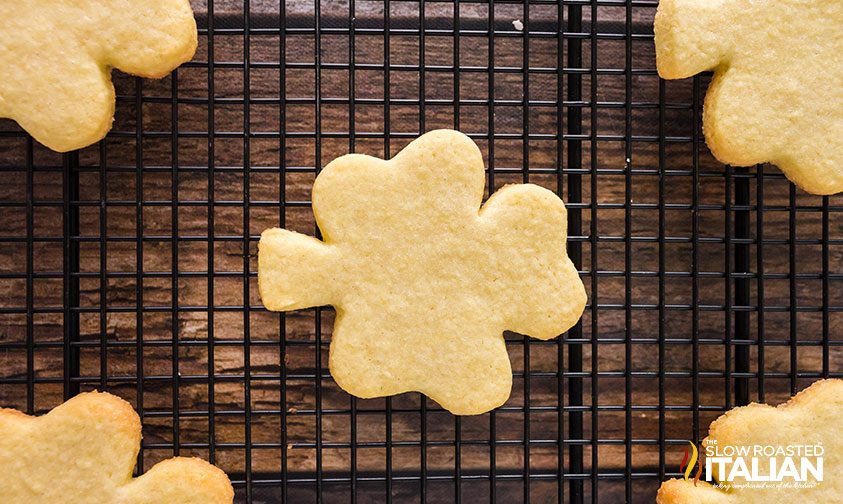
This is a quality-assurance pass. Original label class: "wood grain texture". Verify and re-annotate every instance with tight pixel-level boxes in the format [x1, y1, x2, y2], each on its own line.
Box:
[0, 3, 841, 503]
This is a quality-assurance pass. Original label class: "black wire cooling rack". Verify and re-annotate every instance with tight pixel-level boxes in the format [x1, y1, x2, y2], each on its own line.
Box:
[0, 1, 841, 503]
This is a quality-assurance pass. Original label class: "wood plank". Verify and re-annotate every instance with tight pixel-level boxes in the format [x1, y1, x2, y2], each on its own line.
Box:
[0, 5, 840, 501]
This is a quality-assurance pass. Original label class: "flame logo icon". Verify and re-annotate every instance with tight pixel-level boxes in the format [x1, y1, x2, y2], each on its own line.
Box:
[679, 441, 703, 486]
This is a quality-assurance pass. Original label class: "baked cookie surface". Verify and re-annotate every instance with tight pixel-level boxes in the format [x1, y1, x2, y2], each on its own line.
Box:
[259, 129, 587, 415]
[0, 0, 197, 152]
[0, 391, 234, 504]
[654, 0, 843, 195]
[657, 379, 843, 503]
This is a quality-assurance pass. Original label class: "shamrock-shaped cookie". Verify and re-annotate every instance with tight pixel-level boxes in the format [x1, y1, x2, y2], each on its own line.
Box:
[657, 379, 843, 503]
[259, 129, 587, 415]
[654, 0, 843, 195]
[0, 0, 197, 152]
[0, 392, 234, 504]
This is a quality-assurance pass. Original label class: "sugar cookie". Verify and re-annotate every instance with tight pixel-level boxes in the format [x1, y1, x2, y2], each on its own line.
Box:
[259, 129, 587, 415]
[0, 391, 234, 504]
[0, 0, 197, 152]
[657, 379, 843, 503]
[654, 0, 843, 195]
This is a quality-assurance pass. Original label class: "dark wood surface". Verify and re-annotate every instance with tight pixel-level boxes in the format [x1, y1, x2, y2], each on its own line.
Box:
[0, 2, 841, 503]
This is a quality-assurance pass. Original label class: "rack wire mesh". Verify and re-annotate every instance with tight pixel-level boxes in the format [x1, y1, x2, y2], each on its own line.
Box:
[0, 1, 841, 503]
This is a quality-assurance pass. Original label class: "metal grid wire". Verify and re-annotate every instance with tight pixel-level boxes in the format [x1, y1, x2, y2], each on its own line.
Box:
[0, 1, 841, 503]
